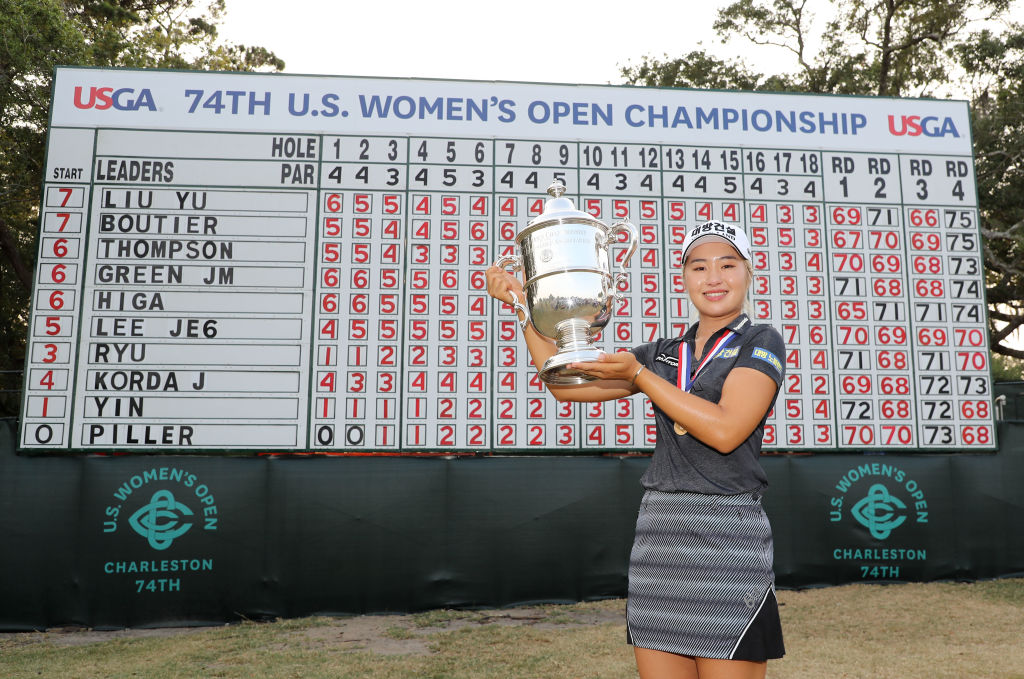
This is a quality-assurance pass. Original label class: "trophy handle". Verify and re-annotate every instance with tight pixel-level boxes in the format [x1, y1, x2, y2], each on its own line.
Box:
[492, 253, 531, 329]
[606, 220, 639, 295]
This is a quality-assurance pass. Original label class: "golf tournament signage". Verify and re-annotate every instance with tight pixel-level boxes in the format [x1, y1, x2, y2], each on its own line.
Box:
[1, 416, 1022, 629]
[828, 461, 930, 579]
[101, 466, 219, 595]
[20, 67, 994, 453]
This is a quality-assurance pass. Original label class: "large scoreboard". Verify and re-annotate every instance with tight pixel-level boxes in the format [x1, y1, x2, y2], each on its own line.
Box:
[20, 67, 995, 452]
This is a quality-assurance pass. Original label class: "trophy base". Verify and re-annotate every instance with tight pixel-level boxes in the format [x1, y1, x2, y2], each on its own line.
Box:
[539, 348, 604, 385]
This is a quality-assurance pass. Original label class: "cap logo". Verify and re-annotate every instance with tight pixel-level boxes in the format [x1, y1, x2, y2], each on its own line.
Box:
[689, 221, 736, 241]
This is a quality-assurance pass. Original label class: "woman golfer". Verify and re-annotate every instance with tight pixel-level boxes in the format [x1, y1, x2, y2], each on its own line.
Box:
[486, 220, 785, 679]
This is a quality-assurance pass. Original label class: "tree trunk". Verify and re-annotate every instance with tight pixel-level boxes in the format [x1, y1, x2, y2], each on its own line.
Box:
[0, 217, 34, 290]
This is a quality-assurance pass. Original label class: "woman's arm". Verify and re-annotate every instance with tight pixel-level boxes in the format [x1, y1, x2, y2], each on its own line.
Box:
[570, 351, 778, 453]
[486, 265, 634, 403]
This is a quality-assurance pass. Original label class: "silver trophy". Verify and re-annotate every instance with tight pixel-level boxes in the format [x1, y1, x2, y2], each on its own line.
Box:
[493, 181, 639, 384]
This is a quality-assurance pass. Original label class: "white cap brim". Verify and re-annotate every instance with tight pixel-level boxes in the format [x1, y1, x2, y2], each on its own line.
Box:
[682, 234, 750, 262]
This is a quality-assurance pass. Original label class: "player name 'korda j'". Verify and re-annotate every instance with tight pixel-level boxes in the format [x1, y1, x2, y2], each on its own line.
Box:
[90, 370, 205, 391]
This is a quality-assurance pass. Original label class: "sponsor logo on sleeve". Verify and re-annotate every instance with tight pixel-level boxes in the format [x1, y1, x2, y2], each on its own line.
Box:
[751, 347, 782, 374]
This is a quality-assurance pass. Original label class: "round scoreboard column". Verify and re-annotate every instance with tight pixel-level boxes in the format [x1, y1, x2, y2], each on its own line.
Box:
[899, 154, 993, 448]
[493, 140, 580, 450]
[822, 151, 915, 449]
[401, 137, 493, 450]
[579, 142, 662, 452]
[317, 135, 408, 450]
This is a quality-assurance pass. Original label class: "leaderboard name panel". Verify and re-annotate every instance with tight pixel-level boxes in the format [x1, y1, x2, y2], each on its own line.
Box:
[22, 127, 318, 450]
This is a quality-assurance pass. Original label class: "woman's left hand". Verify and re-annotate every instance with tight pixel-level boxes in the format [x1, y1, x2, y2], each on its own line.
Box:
[569, 352, 641, 383]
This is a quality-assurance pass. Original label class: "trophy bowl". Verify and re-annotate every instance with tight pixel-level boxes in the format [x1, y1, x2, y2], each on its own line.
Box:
[493, 181, 638, 384]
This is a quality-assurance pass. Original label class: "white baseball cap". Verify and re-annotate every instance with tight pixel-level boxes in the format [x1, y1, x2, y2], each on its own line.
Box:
[681, 221, 752, 262]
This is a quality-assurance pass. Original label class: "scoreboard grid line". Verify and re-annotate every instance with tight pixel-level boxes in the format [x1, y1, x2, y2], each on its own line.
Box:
[65, 128, 100, 450]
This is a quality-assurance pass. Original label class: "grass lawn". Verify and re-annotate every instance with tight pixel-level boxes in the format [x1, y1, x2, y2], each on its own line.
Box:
[1, 579, 1022, 679]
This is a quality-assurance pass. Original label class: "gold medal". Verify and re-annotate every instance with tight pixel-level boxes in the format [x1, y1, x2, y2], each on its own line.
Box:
[674, 422, 687, 436]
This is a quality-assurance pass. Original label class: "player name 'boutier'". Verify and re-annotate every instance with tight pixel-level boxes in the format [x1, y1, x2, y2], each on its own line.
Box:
[98, 213, 217, 234]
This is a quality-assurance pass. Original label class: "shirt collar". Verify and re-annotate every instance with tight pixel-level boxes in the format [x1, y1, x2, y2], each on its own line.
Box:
[681, 313, 752, 343]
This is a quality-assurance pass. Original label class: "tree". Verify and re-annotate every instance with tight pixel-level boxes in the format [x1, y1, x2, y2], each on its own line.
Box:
[957, 25, 1024, 359]
[66, 0, 284, 71]
[619, 50, 784, 92]
[0, 0, 88, 414]
[991, 353, 1024, 382]
[0, 0, 283, 415]
[620, 0, 1024, 358]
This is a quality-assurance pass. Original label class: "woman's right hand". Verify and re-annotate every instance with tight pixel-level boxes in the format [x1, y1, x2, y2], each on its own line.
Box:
[485, 265, 525, 308]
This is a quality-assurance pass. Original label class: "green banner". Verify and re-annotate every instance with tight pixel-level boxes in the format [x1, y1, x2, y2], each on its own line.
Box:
[1, 419, 1021, 630]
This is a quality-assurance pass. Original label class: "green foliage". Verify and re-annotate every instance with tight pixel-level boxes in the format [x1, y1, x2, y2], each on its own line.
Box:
[992, 353, 1024, 382]
[624, 0, 1012, 97]
[619, 50, 779, 91]
[66, 0, 284, 70]
[0, 0, 283, 415]
[0, 0, 89, 415]
[960, 26, 1024, 359]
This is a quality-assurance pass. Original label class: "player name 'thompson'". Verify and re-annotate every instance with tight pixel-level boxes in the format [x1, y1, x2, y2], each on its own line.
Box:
[97, 239, 233, 259]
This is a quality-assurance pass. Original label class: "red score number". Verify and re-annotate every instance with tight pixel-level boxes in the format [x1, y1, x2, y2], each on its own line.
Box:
[909, 208, 939, 227]
[831, 206, 862, 225]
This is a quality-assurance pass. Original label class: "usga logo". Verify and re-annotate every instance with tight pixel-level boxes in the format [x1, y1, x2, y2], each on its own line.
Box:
[887, 114, 960, 138]
[73, 86, 157, 111]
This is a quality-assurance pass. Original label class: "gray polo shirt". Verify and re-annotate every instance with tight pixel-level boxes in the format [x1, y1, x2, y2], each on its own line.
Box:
[630, 314, 785, 495]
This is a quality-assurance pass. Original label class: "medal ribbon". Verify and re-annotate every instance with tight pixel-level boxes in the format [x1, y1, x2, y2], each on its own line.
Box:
[678, 330, 736, 392]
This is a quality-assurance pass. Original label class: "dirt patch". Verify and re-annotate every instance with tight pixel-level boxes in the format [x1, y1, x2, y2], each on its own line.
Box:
[0, 600, 627, 656]
[289, 603, 626, 656]
[0, 624, 213, 648]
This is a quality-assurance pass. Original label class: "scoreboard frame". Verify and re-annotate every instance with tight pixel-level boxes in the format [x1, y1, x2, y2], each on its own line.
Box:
[18, 67, 997, 453]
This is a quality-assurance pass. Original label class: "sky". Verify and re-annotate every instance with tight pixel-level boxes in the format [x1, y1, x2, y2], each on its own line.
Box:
[218, 0, 799, 85]
[218, 0, 1024, 87]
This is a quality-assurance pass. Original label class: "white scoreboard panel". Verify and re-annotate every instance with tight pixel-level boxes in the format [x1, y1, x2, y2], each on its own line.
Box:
[20, 67, 995, 452]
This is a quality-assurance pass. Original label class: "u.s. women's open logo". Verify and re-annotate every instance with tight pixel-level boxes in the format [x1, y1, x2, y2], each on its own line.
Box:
[127, 489, 194, 550]
[826, 463, 930, 580]
[101, 467, 219, 593]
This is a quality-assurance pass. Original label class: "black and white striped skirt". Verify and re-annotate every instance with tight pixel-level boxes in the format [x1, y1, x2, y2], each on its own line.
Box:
[626, 489, 785, 661]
